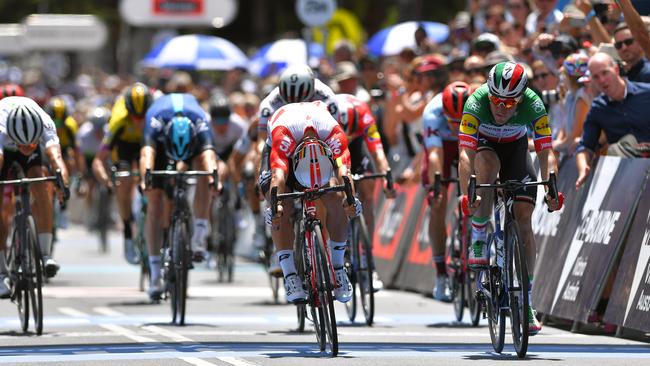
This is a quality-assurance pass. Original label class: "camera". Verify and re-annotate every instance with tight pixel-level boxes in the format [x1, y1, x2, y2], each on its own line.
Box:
[541, 89, 560, 105]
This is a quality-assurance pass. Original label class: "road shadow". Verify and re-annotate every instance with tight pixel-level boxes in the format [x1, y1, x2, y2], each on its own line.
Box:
[463, 352, 564, 361]
[426, 322, 484, 328]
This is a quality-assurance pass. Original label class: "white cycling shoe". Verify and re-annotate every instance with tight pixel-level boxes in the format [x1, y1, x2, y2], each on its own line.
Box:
[334, 268, 352, 303]
[284, 273, 307, 303]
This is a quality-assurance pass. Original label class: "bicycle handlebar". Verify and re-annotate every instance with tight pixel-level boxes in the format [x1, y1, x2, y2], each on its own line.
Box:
[144, 168, 218, 190]
[270, 176, 355, 215]
[468, 171, 559, 207]
[0, 169, 69, 205]
[351, 170, 394, 194]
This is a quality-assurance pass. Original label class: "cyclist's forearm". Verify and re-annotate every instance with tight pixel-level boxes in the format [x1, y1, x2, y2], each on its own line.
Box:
[46, 144, 69, 186]
[92, 156, 109, 186]
[459, 147, 475, 196]
[536, 148, 557, 182]
[139, 146, 156, 182]
[427, 147, 444, 184]
[370, 149, 390, 175]
[270, 168, 287, 194]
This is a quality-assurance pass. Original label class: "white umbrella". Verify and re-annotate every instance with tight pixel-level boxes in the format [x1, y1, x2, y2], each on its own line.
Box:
[142, 34, 248, 70]
[248, 39, 324, 77]
[367, 21, 449, 57]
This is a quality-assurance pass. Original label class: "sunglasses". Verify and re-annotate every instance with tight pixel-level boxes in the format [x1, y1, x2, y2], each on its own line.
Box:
[488, 94, 519, 109]
[614, 38, 635, 50]
[533, 72, 550, 81]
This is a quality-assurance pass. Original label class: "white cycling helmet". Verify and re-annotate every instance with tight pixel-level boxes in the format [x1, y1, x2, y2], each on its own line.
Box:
[279, 64, 315, 103]
[487, 61, 528, 99]
[7, 103, 44, 145]
[292, 138, 334, 189]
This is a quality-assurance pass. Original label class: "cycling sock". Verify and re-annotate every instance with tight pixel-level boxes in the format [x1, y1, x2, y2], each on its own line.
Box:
[0, 251, 6, 273]
[123, 218, 133, 239]
[277, 249, 296, 278]
[433, 255, 446, 276]
[328, 240, 347, 269]
[149, 255, 162, 283]
[39, 233, 53, 257]
[529, 274, 534, 308]
[471, 216, 489, 244]
[192, 218, 209, 250]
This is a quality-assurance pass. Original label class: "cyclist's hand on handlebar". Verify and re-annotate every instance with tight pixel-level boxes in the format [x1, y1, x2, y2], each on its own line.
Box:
[343, 197, 362, 218]
[271, 203, 284, 228]
[545, 191, 565, 211]
[460, 194, 481, 216]
[383, 181, 396, 199]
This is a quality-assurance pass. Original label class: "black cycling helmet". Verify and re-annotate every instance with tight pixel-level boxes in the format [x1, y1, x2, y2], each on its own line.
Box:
[209, 91, 231, 123]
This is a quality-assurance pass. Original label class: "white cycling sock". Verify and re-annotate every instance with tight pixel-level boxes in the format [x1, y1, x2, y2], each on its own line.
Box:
[277, 249, 296, 277]
[39, 233, 53, 257]
[328, 239, 347, 269]
[0, 251, 6, 273]
[470, 216, 489, 244]
[191, 219, 209, 251]
[149, 255, 161, 283]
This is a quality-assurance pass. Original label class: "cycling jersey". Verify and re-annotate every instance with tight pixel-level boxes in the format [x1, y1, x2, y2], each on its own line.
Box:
[102, 95, 145, 149]
[77, 121, 104, 158]
[422, 93, 458, 149]
[269, 101, 349, 173]
[337, 94, 384, 154]
[259, 78, 338, 139]
[0, 96, 59, 154]
[143, 93, 214, 152]
[212, 112, 248, 159]
[459, 84, 552, 152]
[54, 116, 79, 150]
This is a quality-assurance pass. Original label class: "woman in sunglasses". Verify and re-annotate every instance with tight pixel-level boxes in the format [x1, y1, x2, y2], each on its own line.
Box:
[457, 61, 563, 336]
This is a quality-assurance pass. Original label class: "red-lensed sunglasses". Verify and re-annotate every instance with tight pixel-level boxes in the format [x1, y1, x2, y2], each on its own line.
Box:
[488, 94, 519, 109]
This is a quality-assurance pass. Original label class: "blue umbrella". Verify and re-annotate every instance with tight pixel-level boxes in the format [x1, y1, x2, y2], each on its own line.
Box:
[142, 34, 248, 70]
[367, 21, 449, 57]
[248, 39, 325, 78]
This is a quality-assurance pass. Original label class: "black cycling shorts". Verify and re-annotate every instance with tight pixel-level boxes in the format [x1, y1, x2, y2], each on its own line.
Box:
[477, 136, 537, 204]
[112, 141, 141, 166]
[1, 147, 44, 179]
[349, 137, 374, 175]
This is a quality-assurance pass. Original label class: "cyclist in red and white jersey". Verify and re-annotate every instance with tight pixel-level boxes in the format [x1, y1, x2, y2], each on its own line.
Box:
[267, 101, 359, 303]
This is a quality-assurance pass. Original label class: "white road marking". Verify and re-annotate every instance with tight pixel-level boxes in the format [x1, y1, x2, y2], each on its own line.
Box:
[142, 325, 194, 343]
[216, 356, 260, 366]
[178, 357, 219, 366]
[58, 307, 156, 343]
[57, 307, 89, 318]
[92, 307, 124, 317]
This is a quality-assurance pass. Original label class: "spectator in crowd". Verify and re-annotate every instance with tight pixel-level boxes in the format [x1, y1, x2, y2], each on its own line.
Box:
[485, 5, 507, 34]
[575, 52, 650, 188]
[446, 55, 467, 83]
[530, 60, 563, 146]
[333, 39, 356, 64]
[613, 23, 650, 83]
[464, 55, 487, 84]
[554, 52, 593, 157]
[449, 11, 473, 56]
[472, 33, 500, 58]
[506, 0, 532, 27]
[526, 0, 563, 35]
[415, 24, 437, 55]
[332, 61, 371, 103]
[359, 56, 381, 92]
[499, 22, 526, 55]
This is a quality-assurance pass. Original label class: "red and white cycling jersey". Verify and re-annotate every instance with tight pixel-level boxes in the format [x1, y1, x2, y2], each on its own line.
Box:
[269, 101, 350, 173]
[336, 94, 384, 153]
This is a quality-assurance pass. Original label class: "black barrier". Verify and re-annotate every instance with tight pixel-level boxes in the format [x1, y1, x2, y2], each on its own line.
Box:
[545, 157, 650, 323]
[603, 175, 650, 333]
[372, 183, 424, 287]
[531, 155, 586, 313]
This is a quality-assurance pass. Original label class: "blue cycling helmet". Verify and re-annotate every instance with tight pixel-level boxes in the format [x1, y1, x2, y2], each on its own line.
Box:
[165, 116, 193, 161]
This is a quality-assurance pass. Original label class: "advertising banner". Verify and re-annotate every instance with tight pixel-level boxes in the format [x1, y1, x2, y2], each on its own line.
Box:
[549, 157, 649, 322]
[604, 176, 650, 332]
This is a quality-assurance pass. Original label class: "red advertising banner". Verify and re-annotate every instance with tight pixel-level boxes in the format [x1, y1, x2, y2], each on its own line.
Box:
[153, 0, 203, 15]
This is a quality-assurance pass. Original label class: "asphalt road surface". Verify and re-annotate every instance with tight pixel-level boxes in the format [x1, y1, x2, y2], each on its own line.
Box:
[0, 225, 648, 366]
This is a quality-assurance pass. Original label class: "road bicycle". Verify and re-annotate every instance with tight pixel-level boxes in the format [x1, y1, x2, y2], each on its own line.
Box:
[3, 167, 67, 335]
[145, 168, 218, 325]
[270, 176, 355, 357]
[428, 171, 480, 326]
[209, 180, 236, 283]
[344, 171, 392, 326]
[469, 171, 559, 358]
[111, 168, 150, 292]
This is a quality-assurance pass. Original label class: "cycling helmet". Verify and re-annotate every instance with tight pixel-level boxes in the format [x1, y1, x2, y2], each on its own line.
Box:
[7, 103, 44, 145]
[563, 52, 589, 79]
[487, 61, 528, 99]
[45, 96, 68, 122]
[292, 138, 334, 189]
[442, 81, 472, 122]
[279, 64, 315, 103]
[209, 91, 231, 122]
[89, 107, 111, 130]
[335, 94, 358, 133]
[165, 116, 194, 161]
[124, 82, 153, 118]
[0, 84, 24, 99]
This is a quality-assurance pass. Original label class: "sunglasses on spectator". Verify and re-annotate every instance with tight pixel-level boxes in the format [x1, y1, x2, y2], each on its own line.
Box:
[488, 94, 520, 109]
[533, 72, 551, 81]
[615, 38, 635, 50]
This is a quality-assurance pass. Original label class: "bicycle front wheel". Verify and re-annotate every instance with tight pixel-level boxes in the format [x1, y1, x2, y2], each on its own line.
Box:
[8, 226, 28, 332]
[449, 212, 464, 322]
[26, 216, 43, 335]
[171, 219, 190, 325]
[344, 220, 357, 323]
[507, 221, 529, 358]
[314, 224, 338, 357]
[486, 265, 506, 353]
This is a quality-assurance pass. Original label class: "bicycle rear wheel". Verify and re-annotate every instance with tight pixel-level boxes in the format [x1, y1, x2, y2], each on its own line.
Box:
[8, 227, 28, 332]
[314, 224, 338, 356]
[486, 265, 506, 353]
[170, 219, 189, 325]
[344, 221, 357, 323]
[507, 221, 529, 358]
[26, 216, 43, 335]
[449, 212, 464, 322]
[357, 216, 375, 326]
[466, 270, 481, 326]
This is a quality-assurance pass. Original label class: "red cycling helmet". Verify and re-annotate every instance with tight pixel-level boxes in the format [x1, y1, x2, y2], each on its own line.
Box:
[0, 84, 25, 99]
[442, 81, 472, 122]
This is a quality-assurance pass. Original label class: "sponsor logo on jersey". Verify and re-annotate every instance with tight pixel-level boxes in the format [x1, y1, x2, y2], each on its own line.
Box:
[460, 114, 479, 135]
[465, 100, 481, 113]
[366, 124, 380, 141]
[533, 115, 551, 136]
[459, 135, 478, 150]
[261, 107, 272, 118]
[326, 137, 342, 156]
[532, 99, 545, 114]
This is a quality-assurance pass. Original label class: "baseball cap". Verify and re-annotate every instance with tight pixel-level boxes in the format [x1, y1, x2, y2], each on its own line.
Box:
[333, 61, 359, 82]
